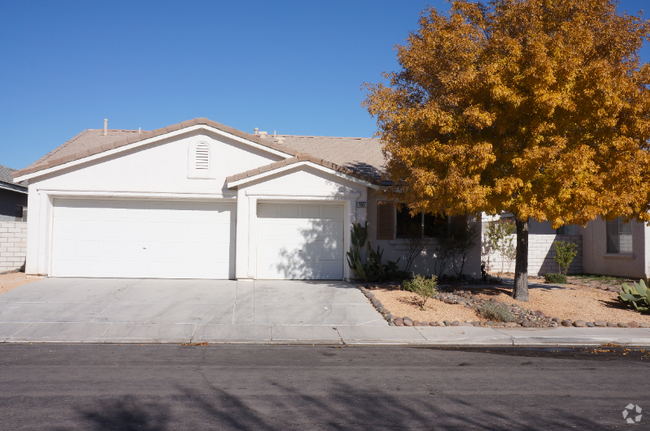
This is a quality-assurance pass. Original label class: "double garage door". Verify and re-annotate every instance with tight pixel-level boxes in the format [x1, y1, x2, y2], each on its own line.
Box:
[51, 199, 236, 278]
[51, 199, 344, 280]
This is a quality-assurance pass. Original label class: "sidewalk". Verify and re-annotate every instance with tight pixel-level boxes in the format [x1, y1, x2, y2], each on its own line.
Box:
[3, 322, 650, 346]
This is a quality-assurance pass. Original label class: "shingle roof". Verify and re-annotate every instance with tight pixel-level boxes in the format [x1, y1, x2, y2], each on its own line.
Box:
[0, 164, 27, 190]
[13, 118, 387, 185]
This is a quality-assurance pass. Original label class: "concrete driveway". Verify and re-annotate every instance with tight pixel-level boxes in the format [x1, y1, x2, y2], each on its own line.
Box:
[0, 278, 387, 343]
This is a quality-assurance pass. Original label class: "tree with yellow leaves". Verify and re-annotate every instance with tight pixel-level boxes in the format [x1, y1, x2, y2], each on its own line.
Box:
[364, 0, 650, 301]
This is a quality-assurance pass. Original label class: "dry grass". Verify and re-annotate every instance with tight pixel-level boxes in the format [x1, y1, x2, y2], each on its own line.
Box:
[371, 277, 650, 324]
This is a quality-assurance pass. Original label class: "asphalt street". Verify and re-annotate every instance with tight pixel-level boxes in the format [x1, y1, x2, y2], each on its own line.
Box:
[1, 344, 648, 430]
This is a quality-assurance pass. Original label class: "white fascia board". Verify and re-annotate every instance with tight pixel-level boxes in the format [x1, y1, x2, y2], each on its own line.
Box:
[14, 125, 295, 183]
[227, 161, 380, 189]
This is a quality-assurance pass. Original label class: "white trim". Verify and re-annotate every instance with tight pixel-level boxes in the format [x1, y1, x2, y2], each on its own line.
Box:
[227, 161, 379, 189]
[246, 191, 361, 199]
[36, 189, 237, 200]
[14, 124, 295, 182]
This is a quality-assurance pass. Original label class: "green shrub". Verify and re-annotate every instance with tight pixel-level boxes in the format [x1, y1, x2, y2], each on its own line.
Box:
[553, 241, 578, 275]
[479, 302, 515, 322]
[403, 274, 437, 310]
[545, 273, 567, 284]
[619, 279, 650, 313]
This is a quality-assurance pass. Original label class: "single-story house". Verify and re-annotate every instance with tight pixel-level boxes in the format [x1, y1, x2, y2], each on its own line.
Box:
[13, 118, 482, 280]
[1, 164, 27, 222]
[482, 213, 650, 281]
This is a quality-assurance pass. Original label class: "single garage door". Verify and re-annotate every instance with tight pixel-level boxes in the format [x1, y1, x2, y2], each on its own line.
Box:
[257, 203, 344, 279]
[51, 199, 236, 278]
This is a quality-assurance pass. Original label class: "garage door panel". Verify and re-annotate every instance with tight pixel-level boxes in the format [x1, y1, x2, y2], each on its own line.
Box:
[51, 199, 235, 279]
[257, 203, 344, 280]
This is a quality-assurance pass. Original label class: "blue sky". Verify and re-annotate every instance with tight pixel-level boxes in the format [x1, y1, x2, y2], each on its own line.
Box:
[1, 0, 648, 170]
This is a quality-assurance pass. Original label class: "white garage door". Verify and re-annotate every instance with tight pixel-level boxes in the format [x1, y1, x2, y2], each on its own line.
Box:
[257, 203, 344, 279]
[51, 199, 236, 278]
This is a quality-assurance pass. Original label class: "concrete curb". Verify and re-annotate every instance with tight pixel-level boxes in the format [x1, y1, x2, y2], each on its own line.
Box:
[3, 324, 650, 347]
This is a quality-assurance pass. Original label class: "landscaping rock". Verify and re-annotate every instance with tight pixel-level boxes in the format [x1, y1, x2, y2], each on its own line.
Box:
[521, 321, 534, 327]
[628, 321, 639, 328]
[639, 322, 650, 328]
[504, 322, 518, 327]
[419, 321, 429, 326]
[594, 320, 606, 327]
[607, 322, 617, 327]
[403, 317, 414, 326]
[443, 320, 451, 326]
[573, 320, 587, 327]
[394, 317, 404, 326]
[586, 322, 595, 327]
[451, 321, 460, 326]
[617, 322, 629, 328]
[561, 320, 573, 327]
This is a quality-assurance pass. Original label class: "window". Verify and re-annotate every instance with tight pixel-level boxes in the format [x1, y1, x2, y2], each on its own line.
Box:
[15, 205, 26, 222]
[556, 225, 576, 235]
[393, 203, 448, 239]
[606, 217, 632, 253]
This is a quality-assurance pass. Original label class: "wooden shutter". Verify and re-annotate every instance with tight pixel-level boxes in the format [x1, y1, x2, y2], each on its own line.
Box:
[377, 201, 394, 240]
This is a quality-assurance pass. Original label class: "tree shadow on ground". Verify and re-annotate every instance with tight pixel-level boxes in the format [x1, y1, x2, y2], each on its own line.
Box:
[61, 377, 613, 430]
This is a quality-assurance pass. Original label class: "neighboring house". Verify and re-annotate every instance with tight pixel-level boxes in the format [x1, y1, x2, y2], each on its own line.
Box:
[13, 118, 481, 280]
[0, 164, 27, 221]
[483, 213, 650, 280]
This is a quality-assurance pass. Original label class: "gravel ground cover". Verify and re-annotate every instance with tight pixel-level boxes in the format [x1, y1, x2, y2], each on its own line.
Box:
[361, 275, 650, 328]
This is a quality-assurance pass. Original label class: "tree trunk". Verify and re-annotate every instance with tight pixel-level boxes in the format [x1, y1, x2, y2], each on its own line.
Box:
[513, 217, 529, 301]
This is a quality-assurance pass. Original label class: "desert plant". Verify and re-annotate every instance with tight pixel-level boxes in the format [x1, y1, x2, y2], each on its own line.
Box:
[433, 223, 478, 281]
[479, 302, 515, 322]
[545, 273, 568, 284]
[619, 279, 650, 313]
[403, 274, 437, 310]
[399, 224, 430, 274]
[346, 222, 402, 282]
[485, 219, 516, 276]
[553, 240, 578, 276]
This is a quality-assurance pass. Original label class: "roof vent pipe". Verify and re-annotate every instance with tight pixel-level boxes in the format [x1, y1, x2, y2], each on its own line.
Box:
[138, 127, 141, 135]
[254, 127, 259, 135]
[104, 119, 108, 136]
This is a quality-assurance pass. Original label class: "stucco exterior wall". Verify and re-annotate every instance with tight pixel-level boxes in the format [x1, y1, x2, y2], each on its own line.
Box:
[582, 217, 647, 279]
[366, 190, 482, 279]
[0, 221, 27, 272]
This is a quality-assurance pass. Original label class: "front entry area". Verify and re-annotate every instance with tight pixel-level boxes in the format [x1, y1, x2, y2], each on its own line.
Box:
[50, 199, 236, 278]
[256, 203, 345, 279]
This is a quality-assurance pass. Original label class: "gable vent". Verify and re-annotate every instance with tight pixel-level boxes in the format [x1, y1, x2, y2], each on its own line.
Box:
[195, 143, 210, 170]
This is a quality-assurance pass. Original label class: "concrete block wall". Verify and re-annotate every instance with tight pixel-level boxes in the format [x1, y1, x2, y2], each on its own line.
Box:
[483, 234, 583, 276]
[0, 221, 27, 272]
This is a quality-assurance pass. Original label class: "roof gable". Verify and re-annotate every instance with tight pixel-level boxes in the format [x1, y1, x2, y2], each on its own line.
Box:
[13, 118, 299, 181]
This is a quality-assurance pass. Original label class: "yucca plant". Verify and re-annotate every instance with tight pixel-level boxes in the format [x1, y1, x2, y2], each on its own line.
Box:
[619, 279, 650, 312]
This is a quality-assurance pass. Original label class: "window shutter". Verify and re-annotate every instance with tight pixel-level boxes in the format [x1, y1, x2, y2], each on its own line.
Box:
[195, 143, 210, 170]
[377, 201, 394, 240]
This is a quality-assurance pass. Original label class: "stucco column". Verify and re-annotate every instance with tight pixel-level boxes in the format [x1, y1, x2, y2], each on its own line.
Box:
[235, 188, 252, 280]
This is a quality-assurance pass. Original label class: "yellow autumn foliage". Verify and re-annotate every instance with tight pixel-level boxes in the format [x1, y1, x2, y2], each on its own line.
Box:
[364, 0, 650, 228]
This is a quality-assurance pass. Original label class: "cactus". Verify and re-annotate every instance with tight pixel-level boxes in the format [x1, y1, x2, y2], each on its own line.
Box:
[619, 279, 650, 312]
[346, 222, 403, 282]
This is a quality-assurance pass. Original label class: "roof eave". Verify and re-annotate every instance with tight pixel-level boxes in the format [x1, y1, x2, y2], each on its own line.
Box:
[227, 160, 381, 189]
